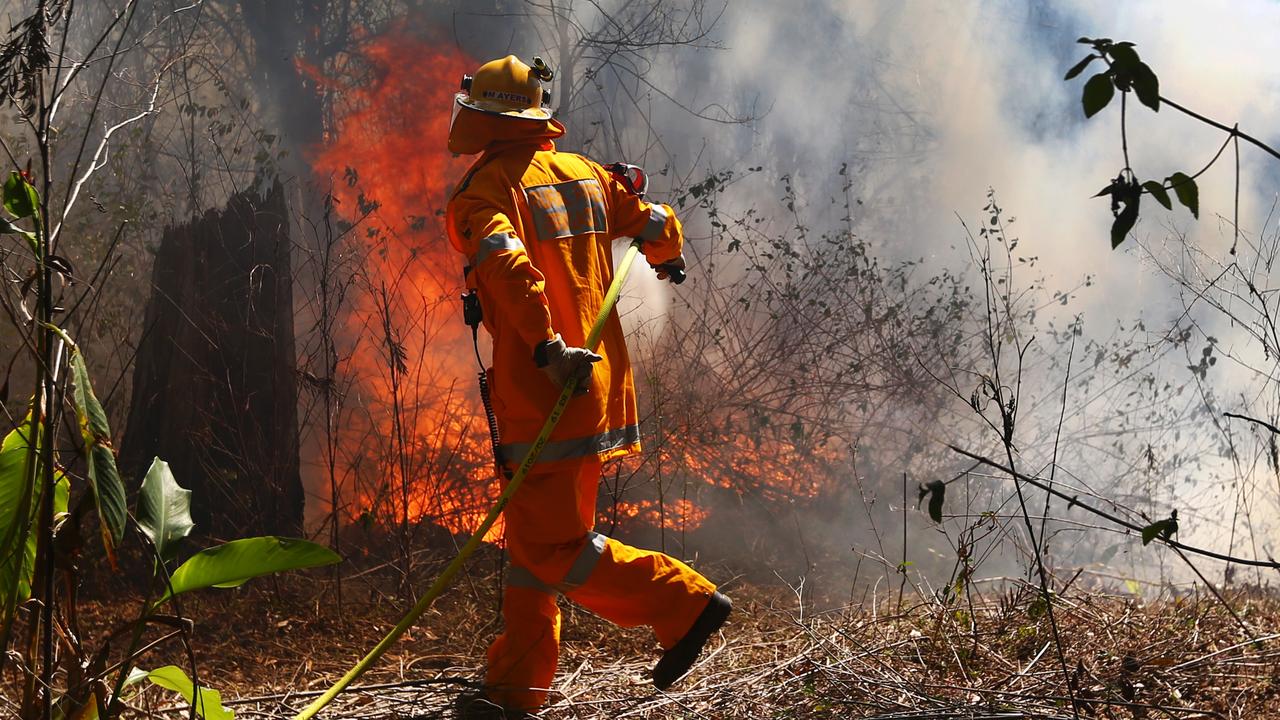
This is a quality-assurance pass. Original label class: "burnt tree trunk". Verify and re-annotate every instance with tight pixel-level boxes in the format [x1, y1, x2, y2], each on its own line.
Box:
[121, 181, 302, 539]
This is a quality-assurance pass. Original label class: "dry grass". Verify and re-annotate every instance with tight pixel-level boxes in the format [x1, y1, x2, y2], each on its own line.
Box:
[6, 549, 1280, 719]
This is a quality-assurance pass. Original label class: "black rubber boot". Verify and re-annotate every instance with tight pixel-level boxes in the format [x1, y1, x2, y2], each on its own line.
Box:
[652, 591, 731, 690]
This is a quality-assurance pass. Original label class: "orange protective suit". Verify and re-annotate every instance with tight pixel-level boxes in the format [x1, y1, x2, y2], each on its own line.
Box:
[446, 109, 718, 711]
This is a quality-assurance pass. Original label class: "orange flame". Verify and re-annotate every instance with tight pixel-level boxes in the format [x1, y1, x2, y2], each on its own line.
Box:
[309, 28, 834, 544]
[309, 29, 504, 540]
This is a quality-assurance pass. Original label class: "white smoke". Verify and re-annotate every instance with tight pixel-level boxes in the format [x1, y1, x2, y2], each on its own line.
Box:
[434, 0, 1280, 584]
[586, 0, 1280, 581]
[606, 1, 1279, 315]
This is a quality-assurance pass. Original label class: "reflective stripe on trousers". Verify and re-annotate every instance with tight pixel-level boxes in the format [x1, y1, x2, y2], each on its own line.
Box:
[507, 564, 556, 595]
[506, 532, 609, 596]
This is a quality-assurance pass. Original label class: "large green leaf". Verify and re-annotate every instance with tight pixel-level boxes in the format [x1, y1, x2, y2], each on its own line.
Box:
[0, 213, 36, 253]
[1131, 61, 1160, 112]
[155, 536, 341, 606]
[71, 351, 110, 440]
[1111, 194, 1140, 249]
[1081, 72, 1114, 118]
[0, 421, 68, 609]
[147, 666, 233, 720]
[1140, 511, 1178, 546]
[86, 444, 127, 567]
[72, 667, 149, 720]
[137, 458, 194, 561]
[70, 349, 127, 559]
[3, 171, 39, 220]
[1063, 54, 1096, 81]
[916, 480, 946, 524]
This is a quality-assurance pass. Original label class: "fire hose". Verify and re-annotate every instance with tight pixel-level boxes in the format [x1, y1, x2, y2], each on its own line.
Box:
[293, 237, 675, 719]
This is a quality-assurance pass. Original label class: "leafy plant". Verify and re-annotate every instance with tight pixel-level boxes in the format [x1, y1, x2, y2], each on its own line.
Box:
[147, 666, 235, 720]
[1067, 38, 1200, 247]
[0, 420, 68, 614]
[0, 169, 342, 720]
[1066, 37, 1280, 250]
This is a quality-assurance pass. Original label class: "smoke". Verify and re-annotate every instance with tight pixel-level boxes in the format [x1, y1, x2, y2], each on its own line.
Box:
[599, 1, 1278, 303]
[560, 0, 1280, 587]
[273, 0, 1280, 591]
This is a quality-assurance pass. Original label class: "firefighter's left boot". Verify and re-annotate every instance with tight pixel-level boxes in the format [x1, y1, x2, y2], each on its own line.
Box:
[652, 591, 732, 690]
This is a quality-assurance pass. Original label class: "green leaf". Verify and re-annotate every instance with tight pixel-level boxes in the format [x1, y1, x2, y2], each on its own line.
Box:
[3, 172, 38, 220]
[1139, 523, 1159, 545]
[87, 445, 127, 565]
[1140, 519, 1175, 545]
[138, 458, 194, 561]
[147, 666, 234, 720]
[70, 348, 127, 561]
[1064, 54, 1097, 81]
[916, 480, 946, 524]
[0, 426, 34, 601]
[71, 351, 110, 441]
[1140, 511, 1178, 546]
[1082, 72, 1114, 118]
[78, 668, 150, 720]
[0, 420, 68, 609]
[1131, 61, 1160, 111]
[1111, 195, 1140, 248]
[1168, 172, 1199, 218]
[1108, 43, 1140, 70]
[0, 216, 35, 240]
[1142, 181, 1172, 210]
[0, 216, 36, 256]
[125, 666, 151, 686]
[156, 536, 341, 606]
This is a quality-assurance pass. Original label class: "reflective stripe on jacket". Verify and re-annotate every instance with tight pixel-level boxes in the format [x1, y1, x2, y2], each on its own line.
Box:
[446, 128, 683, 468]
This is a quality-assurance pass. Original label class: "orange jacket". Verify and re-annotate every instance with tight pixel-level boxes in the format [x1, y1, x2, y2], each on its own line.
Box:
[446, 115, 683, 469]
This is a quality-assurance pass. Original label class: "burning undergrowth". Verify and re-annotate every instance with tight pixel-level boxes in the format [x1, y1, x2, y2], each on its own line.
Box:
[301, 26, 972, 560]
[299, 21, 1111, 597]
[307, 28, 503, 541]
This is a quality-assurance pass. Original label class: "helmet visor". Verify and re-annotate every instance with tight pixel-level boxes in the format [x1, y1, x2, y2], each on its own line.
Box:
[450, 93, 466, 133]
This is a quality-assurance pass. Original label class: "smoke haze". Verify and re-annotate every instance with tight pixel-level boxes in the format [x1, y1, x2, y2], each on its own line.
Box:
[543, 0, 1280, 587]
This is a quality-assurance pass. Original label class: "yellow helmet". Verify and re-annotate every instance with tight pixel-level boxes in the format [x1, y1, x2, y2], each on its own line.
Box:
[456, 55, 554, 121]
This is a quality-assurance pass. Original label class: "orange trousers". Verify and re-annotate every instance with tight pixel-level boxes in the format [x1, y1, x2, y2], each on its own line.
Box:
[486, 458, 717, 711]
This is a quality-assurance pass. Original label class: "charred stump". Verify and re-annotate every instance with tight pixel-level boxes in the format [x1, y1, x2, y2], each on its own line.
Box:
[120, 181, 302, 538]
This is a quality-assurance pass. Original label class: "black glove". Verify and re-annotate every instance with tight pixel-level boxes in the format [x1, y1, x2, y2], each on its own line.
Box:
[534, 334, 601, 396]
[652, 254, 686, 284]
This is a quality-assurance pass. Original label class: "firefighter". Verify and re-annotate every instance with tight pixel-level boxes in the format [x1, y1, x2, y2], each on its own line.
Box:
[446, 55, 731, 718]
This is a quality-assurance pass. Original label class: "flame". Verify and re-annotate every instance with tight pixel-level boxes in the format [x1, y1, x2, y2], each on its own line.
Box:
[611, 498, 710, 531]
[309, 28, 503, 540]
[308, 27, 837, 545]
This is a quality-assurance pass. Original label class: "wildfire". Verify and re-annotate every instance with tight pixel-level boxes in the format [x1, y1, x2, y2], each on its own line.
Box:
[308, 26, 839, 546]
[611, 498, 710, 531]
[309, 29, 503, 540]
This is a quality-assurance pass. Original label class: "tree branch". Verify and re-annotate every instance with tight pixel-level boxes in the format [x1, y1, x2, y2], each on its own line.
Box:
[948, 444, 1280, 571]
